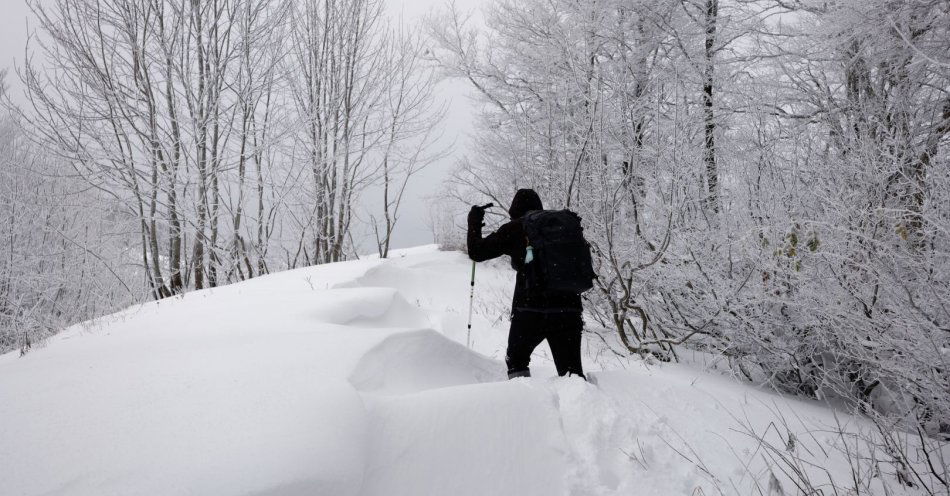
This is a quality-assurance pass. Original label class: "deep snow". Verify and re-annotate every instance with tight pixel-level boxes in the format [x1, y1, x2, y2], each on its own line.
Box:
[0, 246, 938, 495]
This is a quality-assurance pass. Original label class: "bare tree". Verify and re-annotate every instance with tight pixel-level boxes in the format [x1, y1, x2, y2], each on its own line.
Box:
[372, 23, 447, 258]
[287, 0, 386, 264]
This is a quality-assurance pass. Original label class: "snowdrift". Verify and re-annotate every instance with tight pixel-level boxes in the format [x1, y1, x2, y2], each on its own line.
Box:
[0, 246, 940, 495]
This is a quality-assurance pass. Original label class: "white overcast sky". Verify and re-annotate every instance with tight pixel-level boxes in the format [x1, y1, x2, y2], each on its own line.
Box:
[0, 0, 485, 253]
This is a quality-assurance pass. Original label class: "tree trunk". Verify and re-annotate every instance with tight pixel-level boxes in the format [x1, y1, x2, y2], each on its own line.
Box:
[702, 0, 720, 215]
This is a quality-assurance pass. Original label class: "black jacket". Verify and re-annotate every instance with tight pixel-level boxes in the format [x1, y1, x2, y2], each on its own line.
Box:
[467, 189, 582, 313]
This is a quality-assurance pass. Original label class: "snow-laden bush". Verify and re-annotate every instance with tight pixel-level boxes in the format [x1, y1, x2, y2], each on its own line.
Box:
[427, 0, 950, 434]
[0, 72, 141, 353]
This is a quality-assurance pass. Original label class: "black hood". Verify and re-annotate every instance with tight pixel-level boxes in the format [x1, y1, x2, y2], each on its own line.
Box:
[508, 189, 543, 219]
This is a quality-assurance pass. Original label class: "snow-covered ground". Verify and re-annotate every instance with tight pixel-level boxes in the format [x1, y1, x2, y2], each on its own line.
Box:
[0, 246, 939, 495]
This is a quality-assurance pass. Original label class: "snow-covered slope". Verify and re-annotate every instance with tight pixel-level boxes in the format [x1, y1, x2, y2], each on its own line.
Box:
[0, 246, 934, 495]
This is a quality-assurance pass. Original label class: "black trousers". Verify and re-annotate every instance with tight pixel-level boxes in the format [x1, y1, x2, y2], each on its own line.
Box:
[506, 310, 584, 379]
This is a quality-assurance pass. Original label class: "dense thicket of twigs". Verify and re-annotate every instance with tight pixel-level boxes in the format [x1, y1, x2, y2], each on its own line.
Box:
[428, 0, 950, 435]
[0, 71, 138, 353]
[0, 0, 443, 353]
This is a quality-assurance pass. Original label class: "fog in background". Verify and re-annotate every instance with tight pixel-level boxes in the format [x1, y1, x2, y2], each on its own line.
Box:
[0, 0, 482, 253]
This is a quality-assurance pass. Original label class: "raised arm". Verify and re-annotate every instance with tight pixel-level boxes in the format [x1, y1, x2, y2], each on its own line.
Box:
[467, 207, 515, 262]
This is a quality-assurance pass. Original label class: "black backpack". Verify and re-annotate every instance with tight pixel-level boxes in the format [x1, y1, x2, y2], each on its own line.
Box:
[522, 209, 596, 294]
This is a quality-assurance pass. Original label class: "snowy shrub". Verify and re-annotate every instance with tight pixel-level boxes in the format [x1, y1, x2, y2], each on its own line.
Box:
[0, 73, 140, 354]
[427, 0, 950, 434]
[428, 197, 467, 253]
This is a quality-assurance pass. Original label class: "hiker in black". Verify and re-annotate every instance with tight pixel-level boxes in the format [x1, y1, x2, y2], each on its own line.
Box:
[467, 189, 585, 379]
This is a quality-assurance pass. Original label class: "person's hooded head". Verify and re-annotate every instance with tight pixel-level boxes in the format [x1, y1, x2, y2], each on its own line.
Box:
[508, 189, 543, 220]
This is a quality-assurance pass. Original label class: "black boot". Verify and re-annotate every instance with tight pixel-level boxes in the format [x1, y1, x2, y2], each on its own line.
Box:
[508, 368, 531, 379]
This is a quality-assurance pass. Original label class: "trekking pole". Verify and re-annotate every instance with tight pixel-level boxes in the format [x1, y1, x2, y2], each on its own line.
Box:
[467, 261, 476, 348]
[466, 203, 493, 349]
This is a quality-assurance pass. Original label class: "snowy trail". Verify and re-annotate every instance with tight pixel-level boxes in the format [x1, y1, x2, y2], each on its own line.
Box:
[0, 246, 928, 495]
[339, 252, 657, 496]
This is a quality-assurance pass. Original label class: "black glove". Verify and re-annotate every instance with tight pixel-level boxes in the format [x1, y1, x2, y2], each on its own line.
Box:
[468, 205, 486, 228]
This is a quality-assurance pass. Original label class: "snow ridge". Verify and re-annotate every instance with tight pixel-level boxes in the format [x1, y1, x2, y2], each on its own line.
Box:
[0, 247, 924, 495]
[340, 261, 710, 495]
